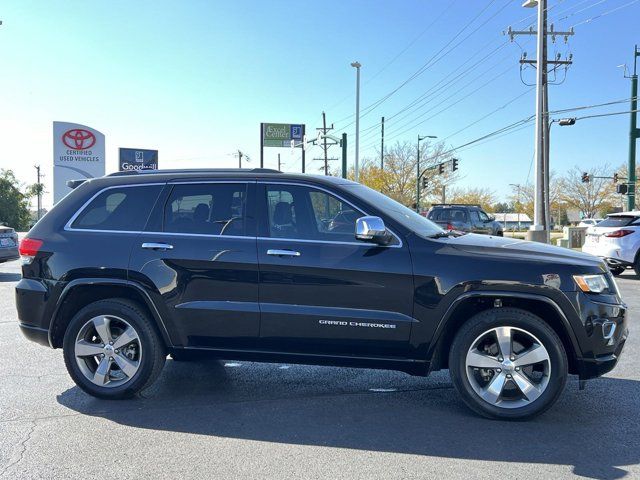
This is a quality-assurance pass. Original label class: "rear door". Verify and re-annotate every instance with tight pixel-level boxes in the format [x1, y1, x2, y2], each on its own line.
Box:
[256, 182, 415, 357]
[129, 181, 260, 349]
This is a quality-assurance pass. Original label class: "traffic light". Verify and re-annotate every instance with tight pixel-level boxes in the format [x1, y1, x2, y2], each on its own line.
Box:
[613, 173, 619, 183]
[581, 172, 590, 183]
[617, 184, 628, 194]
[422, 177, 428, 188]
[438, 163, 445, 175]
[452, 158, 459, 172]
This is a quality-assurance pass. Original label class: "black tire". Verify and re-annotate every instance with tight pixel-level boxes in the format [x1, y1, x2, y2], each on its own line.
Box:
[634, 252, 640, 277]
[63, 298, 166, 399]
[449, 307, 568, 420]
[610, 266, 625, 276]
[495, 230, 504, 237]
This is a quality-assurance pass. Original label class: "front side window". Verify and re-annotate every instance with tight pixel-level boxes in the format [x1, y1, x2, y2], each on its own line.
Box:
[164, 183, 247, 236]
[265, 184, 363, 242]
[71, 185, 162, 231]
[478, 211, 490, 222]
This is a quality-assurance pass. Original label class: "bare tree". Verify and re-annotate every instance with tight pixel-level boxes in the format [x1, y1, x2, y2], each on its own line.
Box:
[559, 165, 616, 218]
[350, 141, 458, 208]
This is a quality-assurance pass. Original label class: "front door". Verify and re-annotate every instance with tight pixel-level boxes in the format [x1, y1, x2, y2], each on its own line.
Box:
[256, 182, 415, 358]
[129, 181, 260, 349]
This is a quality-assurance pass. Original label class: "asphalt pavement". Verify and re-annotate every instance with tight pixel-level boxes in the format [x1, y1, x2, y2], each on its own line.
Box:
[0, 258, 638, 479]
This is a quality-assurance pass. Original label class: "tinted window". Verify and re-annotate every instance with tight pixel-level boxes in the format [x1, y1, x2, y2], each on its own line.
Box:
[164, 183, 248, 236]
[428, 208, 468, 222]
[71, 185, 162, 231]
[265, 184, 363, 242]
[597, 216, 639, 228]
[478, 211, 490, 222]
[470, 211, 481, 223]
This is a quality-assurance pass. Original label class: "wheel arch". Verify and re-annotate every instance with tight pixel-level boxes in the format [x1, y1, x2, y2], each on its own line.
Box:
[428, 292, 582, 375]
[49, 279, 172, 349]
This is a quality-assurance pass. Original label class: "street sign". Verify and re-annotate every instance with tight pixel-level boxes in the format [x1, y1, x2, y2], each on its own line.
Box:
[119, 148, 158, 171]
[262, 123, 304, 147]
[53, 121, 105, 204]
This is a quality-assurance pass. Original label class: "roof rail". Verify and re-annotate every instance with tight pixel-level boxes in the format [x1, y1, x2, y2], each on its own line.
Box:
[431, 203, 481, 207]
[107, 168, 282, 177]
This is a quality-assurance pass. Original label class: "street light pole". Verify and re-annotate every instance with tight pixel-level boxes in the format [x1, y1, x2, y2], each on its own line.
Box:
[351, 61, 361, 182]
[416, 134, 437, 213]
[509, 183, 522, 232]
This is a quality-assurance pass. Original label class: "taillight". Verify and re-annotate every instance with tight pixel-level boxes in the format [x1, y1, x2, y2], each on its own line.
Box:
[446, 223, 454, 230]
[19, 238, 43, 264]
[604, 230, 634, 238]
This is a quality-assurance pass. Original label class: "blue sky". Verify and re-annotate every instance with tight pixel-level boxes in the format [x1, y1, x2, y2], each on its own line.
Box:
[0, 0, 638, 208]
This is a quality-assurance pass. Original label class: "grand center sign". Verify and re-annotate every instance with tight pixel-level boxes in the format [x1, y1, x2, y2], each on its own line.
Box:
[53, 121, 105, 204]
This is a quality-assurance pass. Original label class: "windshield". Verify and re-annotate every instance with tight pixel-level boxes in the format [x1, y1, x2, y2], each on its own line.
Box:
[346, 184, 444, 237]
[597, 216, 640, 228]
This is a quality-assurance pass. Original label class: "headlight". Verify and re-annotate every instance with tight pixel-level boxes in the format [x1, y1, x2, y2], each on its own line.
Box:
[573, 274, 609, 294]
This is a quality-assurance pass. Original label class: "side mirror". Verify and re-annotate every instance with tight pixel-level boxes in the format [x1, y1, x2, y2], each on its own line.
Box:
[355, 216, 391, 245]
[486, 215, 495, 222]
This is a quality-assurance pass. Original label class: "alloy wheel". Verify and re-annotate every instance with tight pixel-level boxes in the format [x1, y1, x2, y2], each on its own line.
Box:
[464, 326, 551, 409]
[74, 315, 142, 388]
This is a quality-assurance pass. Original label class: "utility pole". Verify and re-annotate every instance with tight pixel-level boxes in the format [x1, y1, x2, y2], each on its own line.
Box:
[441, 185, 446, 204]
[381, 116, 385, 169]
[351, 61, 361, 182]
[277, 153, 282, 171]
[507, 0, 573, 242]
[628, 44, 639, 211]
[237, 150, 243, 168]
[315, 112, 335, 175]
[34, 165, 42, 221]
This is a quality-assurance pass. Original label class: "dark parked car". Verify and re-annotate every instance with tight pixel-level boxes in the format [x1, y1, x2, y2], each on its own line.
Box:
[0, 225, 19, 263]
[427, 204, 503, 236]
[16, 169, 628, 419]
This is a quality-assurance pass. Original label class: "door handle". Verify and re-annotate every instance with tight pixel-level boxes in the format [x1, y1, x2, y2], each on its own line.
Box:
[142, 242, 174, 251]
[267, 249, 300, 257]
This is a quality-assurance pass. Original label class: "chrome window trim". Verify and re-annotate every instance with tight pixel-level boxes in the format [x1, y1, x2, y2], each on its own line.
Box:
[64, 183, 166, 233]
[258, 180, 403, 249]
[63, 179, 404, 248]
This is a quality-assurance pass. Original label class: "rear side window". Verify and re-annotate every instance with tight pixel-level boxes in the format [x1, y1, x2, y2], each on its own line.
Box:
[597, 216, 639, 228]
[164, 183, 248, 236]
[71, 185, 162, 231]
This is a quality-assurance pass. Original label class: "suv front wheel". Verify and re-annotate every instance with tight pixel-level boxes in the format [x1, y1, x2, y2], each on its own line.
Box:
[63, 299, 166, 399]
[449, 308, 567, 419]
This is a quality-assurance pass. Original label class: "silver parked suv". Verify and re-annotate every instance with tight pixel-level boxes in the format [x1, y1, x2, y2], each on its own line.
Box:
[427, 204, 503, 236]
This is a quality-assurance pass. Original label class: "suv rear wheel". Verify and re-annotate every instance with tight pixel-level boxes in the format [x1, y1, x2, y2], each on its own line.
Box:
[63, 299, 166, 399]
[449, 308, 567, 419]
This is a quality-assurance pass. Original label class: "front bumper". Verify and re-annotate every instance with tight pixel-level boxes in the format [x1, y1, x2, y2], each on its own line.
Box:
[573, 292, 628, 380]
[578, 329, 628, 379]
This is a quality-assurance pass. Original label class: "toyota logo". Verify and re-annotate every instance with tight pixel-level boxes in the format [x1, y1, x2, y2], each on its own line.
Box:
[62, 129, 96, 150]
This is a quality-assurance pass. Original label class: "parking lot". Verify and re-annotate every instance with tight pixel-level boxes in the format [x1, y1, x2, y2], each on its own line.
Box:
[0, 258, 638, 480]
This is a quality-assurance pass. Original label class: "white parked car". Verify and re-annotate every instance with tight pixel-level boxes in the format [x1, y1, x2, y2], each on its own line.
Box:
[578, 218, 603, 228]
[582, 212, 640, 276]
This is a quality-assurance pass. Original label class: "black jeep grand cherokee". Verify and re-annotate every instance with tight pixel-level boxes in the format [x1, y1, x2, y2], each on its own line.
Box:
[16, 169, 628, 419]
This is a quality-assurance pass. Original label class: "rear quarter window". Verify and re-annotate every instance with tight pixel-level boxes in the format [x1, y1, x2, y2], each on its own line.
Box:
[70, 185, 163, 231]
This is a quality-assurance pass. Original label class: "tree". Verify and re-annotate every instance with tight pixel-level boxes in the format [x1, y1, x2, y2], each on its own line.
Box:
[348, 140, 458, 209]
[559, 165, 616, 218]
[446, 187, 497, 212]
[0, 169, 33, 230]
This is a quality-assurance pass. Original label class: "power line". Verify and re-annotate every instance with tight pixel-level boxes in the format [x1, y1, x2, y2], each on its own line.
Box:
[571, 0, 640, 27]
[333, 0, 508, 129]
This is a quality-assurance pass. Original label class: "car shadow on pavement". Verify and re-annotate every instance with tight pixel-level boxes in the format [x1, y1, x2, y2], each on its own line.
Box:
[57, 359, 639, 480]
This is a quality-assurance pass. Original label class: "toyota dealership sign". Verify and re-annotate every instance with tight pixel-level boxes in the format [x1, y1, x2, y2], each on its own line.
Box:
[53, 121, 105, 203]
